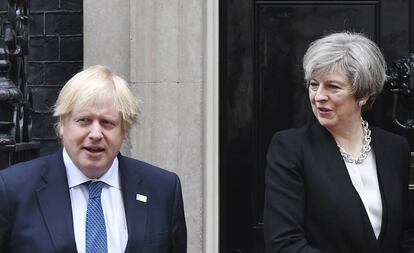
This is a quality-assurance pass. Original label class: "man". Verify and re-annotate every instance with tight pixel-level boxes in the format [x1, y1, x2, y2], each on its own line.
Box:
[0, 65, 187, 252]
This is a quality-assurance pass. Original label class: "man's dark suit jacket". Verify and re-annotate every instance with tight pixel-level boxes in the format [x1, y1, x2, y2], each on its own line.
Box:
[0, 150, 187, 253]
[264, 122, 414, 253]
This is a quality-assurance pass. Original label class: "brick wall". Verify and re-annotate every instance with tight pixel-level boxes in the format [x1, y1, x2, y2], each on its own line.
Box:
[27, 0, 83, 155]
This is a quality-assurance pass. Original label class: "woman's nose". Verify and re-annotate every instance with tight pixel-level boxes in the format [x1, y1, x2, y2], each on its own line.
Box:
[314, 86, 328, 101]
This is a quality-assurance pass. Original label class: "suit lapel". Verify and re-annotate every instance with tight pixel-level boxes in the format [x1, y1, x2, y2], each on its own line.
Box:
[370, 128, 390, 243]
[311, 123, 379, 246]
[119, 155, 148, 253]
[311, 122, 363, 200]
[36, 151, 77, 252]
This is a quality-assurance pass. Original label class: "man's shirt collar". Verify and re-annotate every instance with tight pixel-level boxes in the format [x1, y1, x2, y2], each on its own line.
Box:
[63, 148, 121, 189]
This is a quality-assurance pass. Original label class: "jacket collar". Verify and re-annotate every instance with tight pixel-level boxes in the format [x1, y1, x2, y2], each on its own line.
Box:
[36, 150, 78, 252]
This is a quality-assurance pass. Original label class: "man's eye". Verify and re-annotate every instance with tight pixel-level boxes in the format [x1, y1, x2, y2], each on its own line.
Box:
[77, 118, 89, 123]
[102, 120, 115, 127]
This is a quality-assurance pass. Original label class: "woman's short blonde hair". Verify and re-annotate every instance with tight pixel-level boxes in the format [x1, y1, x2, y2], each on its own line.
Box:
[303, 31, 387, 111]
[54, 65, 140, 131]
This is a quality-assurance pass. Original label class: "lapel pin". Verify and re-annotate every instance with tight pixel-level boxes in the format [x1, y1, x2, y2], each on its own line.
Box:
[136, 194, 147, 203]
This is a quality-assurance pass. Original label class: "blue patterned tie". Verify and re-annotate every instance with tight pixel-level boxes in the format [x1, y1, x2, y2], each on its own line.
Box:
[85, 181, 107, 253]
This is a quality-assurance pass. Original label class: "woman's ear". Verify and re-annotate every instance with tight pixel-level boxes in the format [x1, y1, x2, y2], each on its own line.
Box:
[358, 96, 369, 107]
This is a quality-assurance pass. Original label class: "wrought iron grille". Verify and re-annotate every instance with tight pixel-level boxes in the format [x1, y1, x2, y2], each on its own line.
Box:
[385, 54, 414, 130]
[0, 0, 39, 169]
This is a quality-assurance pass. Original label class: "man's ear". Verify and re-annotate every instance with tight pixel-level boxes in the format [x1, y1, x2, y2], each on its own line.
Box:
[58, 117, 65, 137]
[123, 130, 128, 140]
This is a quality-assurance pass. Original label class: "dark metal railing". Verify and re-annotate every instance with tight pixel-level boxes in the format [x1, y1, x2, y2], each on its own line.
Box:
[385, 55, 414, 197]
[0, 0, 39, 169]
[385, 54, 414, 130]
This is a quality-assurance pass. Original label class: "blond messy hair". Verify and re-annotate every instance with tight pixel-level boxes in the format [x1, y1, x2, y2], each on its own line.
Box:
[54, 65, 140, 131]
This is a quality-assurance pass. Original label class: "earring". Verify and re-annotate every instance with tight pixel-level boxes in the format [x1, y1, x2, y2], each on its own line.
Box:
[358, 100, 365, 107]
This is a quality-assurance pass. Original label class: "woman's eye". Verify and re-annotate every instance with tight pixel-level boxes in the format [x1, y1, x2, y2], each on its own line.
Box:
[308, 81, 318, 90]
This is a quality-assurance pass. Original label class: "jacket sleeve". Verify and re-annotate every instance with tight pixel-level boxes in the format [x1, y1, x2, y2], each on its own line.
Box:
[0, 174, 10, 252]
[264, 131, 323, 253]
[400, 138, 414, 253]
[171, 174, 187, 253]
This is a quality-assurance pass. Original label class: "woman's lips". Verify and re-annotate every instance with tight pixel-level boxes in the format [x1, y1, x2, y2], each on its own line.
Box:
[318, 107, 332, 117]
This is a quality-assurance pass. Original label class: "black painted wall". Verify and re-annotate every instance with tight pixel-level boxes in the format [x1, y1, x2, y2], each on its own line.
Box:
[25, 0, 83, 156]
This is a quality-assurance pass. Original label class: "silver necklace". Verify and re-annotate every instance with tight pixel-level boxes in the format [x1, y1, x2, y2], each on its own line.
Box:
[337, 119, 372, 164]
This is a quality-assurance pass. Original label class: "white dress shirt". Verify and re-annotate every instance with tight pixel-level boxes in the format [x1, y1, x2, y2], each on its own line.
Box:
[343, 151, 382, 239]
[63, 148, 128, 253]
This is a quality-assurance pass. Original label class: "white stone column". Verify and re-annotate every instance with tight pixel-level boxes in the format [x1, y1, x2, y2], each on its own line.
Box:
[84, 0, 219, 252]
[204, 0, 219, 251]
[128, 1, 203, 252]
[84, 0, 130, 78]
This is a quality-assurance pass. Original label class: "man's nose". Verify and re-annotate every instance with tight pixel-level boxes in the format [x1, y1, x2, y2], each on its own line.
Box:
[88, 122, 103, 140]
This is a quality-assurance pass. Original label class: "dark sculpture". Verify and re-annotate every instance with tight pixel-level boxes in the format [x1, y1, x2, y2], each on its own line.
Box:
[0, 0, 31, 145]
[385, 54, 414, 130]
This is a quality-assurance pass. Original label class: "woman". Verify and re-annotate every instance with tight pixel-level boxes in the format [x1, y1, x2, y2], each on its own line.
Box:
[264, 32, 414, 252]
